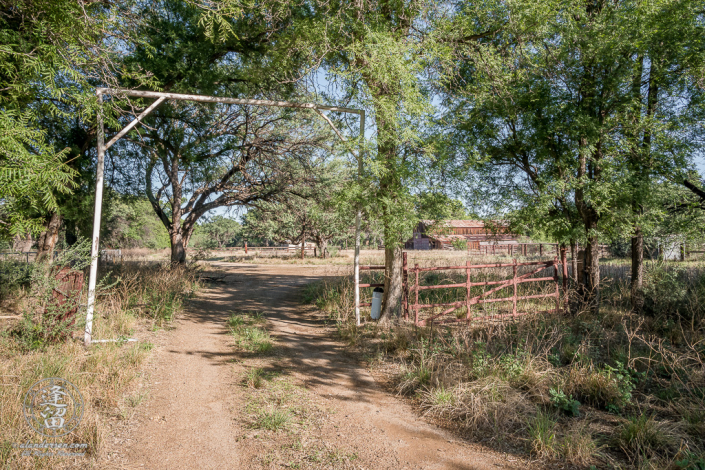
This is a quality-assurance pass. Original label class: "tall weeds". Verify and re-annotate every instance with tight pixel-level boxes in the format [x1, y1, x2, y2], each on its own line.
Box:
[0, 256, 201, 469]
[303, 255, 705, 468]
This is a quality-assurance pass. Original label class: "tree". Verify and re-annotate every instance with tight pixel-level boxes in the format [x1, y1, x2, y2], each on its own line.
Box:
[108, 0, 332, 264]
[0, 0, 148, 249]
[443, 0, 704, 311]
[192, 216, 242, 249]
[244, 162, 351, 257]
[116, 99, 326, 263]
[415, 191, 470, 220]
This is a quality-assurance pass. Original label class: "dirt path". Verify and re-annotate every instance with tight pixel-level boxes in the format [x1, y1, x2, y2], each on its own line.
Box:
[103, 263, 527, 469]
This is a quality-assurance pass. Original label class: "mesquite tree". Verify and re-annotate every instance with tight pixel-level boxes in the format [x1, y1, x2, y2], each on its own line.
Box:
[118, 101, 326, 263]
[244, 162, 351, 256]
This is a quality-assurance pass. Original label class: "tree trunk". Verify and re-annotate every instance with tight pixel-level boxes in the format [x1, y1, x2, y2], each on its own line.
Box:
[570, 239, 578, 285]
[36, 212, 62, 263]
[631, 227, 644, 313]
[582, 234, 600, 312]
[170, 230, 187, 264]
[317, 238, 328, 258]
[13, 233, 33, 252]
[381, 244, 403, 321]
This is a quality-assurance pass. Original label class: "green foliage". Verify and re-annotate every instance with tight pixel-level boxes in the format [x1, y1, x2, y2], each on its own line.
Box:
[642, 263, 705, 320]
[8, 239, 92, 350]
[0, 260, 35, 300]
[0, 0, 150, 237]
[676, 452, 705, 470]
[549, 388, 581, 417]
[451, 238, 468, 251]
[102, 196, 170, 249]
[415, 192, 471, 221]
[191, 216, 241, 249]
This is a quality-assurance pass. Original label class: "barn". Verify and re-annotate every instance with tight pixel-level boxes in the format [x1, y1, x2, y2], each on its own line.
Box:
[404, 220, 519, 250]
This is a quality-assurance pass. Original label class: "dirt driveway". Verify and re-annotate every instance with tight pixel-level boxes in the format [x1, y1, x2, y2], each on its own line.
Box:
[101, 263, 527, 469]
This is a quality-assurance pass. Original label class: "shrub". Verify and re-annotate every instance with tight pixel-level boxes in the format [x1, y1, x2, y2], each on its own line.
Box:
[564, 362, 638, 412]
[0, 260, 35, 301]
[549, 388, 581, 417]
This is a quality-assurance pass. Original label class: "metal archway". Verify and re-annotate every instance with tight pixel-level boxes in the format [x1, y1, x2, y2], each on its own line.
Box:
[85, 87, 365, 346]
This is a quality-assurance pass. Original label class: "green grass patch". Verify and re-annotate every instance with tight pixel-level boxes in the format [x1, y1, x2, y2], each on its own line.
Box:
[227, 311, 273, 354]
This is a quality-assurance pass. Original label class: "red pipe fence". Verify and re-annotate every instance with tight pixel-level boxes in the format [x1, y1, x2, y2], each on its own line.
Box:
[357, 252, 569, 326]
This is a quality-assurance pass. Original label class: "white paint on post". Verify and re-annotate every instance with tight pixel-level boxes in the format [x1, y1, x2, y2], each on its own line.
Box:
[354, 111, 365, 327]
[84, 91, 105, 346]
[84, 87, 366, 343]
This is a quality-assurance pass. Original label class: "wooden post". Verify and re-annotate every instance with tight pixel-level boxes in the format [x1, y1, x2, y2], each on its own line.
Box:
[560, 245, 568, 292]
[414, 264, 420, 326]
[466, 260, 471, 321]
[314, 247, 317, 258]
[402, 252, 408, 320]
[301, 236, 305, 259]
[493, 245, 496, 256]
[539, 244, 543, 257]
[512, 258, 518, 316]
[553, 258, 560, 313]
[245, 241, 248, 254]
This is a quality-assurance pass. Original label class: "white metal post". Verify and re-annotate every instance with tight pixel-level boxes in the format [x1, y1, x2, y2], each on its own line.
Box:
[83, 87, 365, 344]
[354, 111, 365, 327]
[84, 91, 104, 346]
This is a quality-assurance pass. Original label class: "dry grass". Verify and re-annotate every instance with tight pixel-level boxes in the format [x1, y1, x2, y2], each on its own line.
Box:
[302, 251, 705, 468]
[0, 261, 200, 468]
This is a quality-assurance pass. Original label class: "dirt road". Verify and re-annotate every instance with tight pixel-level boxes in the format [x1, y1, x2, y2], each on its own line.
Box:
[102, 263, 526, 469]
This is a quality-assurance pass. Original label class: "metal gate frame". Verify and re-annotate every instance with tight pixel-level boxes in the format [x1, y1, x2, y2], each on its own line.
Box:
[85, 87, 365, 345]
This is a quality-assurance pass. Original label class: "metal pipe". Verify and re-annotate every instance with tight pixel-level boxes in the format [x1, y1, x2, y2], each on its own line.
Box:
[354, 111, 365, 327]
[96, 88, 363, 115]
[84, 86, 366, 343]
[85, 91, 105, 347]
[104, 96, 166, 150]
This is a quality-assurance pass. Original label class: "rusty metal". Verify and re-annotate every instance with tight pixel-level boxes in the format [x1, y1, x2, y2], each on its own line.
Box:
[406, 258, 563, 327]
[402, 252, 408, 321]
[46, 267, 84, 341]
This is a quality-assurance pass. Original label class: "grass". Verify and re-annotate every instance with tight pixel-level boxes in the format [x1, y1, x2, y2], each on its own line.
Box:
[527, 410, 559, 459]
[253, 408, 291, 431]
[302, 252, 705, 469]
[0, 259, 200, 469]
[227, 311, 274, 354]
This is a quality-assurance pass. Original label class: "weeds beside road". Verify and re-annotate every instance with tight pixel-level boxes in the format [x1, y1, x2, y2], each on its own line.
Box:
[304, 258, 705, 470]
[0, 256, 200, 469]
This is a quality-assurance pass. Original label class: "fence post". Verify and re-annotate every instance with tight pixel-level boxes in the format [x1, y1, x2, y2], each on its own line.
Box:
[560, 245, 568, 292]
[414, 264, 420, 326]
[539, 244, 543, 257]
[466, 260, 471, 321]
[512, 258, 517, 317]
[245, 241, 248, 254]
[402, 252, 408, 320]
[553, 258, 560, 313]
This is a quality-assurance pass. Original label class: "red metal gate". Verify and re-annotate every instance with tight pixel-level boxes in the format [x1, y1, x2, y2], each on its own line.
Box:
[403, 256, 563, 326]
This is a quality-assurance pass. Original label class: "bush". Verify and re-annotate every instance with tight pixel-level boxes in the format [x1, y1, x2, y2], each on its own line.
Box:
[0, 260, 35, 301]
